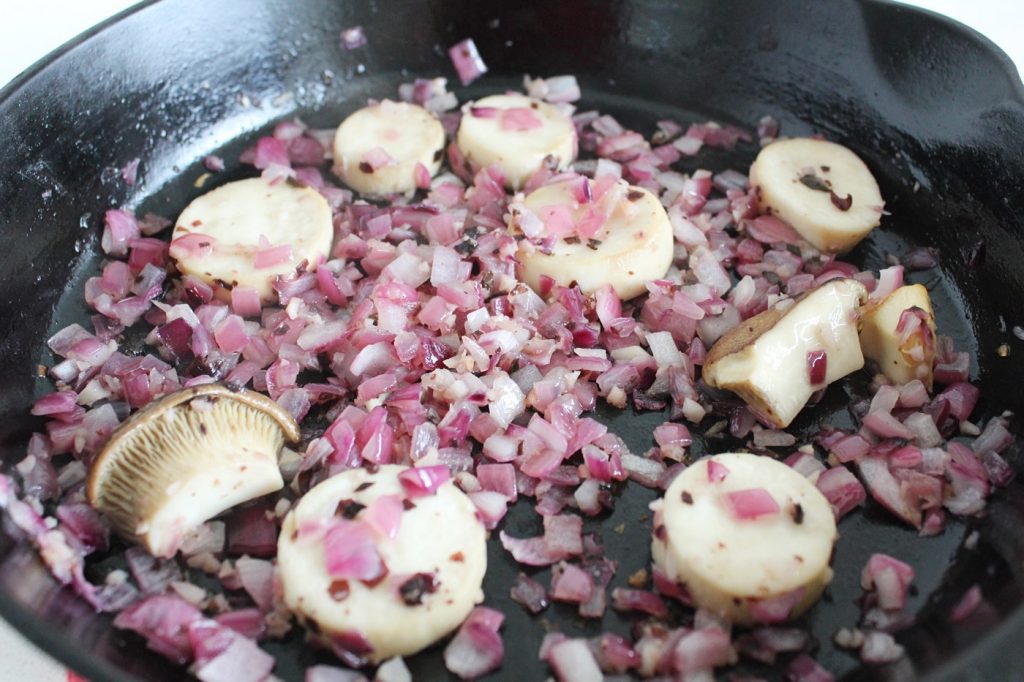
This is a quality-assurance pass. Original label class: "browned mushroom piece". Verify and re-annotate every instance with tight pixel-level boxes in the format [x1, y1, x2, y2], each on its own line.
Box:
[702, 279, 868, 428]
[86, 383, 300, 558]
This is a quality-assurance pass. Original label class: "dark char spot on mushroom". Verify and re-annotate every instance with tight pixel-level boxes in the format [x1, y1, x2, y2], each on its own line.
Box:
[399, 572, 439, 605]
[335, 499, 366, 519]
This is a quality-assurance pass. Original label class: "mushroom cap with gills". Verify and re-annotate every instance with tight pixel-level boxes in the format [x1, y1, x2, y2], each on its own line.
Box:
[86, 384, 299, 557]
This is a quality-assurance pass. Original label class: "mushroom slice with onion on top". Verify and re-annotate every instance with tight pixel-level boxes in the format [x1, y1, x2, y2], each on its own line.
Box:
[702, 278, 867, 428]
[858, 284, 937, 390]
[651, 452, 837, 626]
[86, 384, 300, 558]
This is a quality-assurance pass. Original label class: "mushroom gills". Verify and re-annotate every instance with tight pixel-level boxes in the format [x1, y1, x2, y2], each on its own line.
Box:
[87, 385, 298, 558]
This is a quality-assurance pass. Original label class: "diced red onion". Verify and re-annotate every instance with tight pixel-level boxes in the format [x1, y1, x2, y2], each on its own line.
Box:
[443, 607, 504, 679]
[723, 488, 780, 520]
[340, 25, 367, 50]
[861, 553, 915, 611]
[548, 638, 603, 682]
[786, 653, 835, 682]
[448, 38, 488, 86]
[950, 584, 983, 623]
[816, 467, 866, 519]
[398, 465, 451, 497]
[611, 588, 668, 617]
[323, 520, 385, 582]
[707, 459, 730, 483]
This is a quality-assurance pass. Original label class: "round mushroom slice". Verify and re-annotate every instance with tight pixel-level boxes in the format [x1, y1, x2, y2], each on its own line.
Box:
[512, 177, 674, 300]
[749, 137, 884, 253]
[87, 384, 299, 558]
[456, 94, 577, 189]
[278, 464, 487, 664]
[651, 453, 837, 626]
[333, 100, 446, 196]
[170, 176, 334, 302]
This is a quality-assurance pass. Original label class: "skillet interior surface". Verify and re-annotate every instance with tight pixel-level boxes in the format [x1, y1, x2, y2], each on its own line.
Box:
[2, 0, 1024, 680]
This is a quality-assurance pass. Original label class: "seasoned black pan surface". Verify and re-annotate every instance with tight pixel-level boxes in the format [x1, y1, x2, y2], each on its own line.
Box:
[2, 1, 1024, 680]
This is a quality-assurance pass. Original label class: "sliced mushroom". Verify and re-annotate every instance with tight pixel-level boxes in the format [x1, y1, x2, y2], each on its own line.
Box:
[749, 138, 884, 253]
[858, 284, 937, 390]
[703, 279, 867, 428]
[652, 452, 837, 625]
[86, 384, 299, 558]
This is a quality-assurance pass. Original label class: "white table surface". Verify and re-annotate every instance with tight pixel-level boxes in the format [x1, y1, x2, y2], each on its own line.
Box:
[0, 0, 1020, 679]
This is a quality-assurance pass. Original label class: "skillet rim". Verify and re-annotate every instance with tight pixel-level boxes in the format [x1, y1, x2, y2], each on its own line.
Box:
[0, 1, 1022, 680]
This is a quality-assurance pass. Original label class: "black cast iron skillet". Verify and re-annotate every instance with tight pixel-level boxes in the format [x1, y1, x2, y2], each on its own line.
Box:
[2, 0, 1024, 679]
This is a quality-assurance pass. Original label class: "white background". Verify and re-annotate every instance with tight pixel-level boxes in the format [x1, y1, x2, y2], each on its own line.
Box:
[0, 0, 1020, 679]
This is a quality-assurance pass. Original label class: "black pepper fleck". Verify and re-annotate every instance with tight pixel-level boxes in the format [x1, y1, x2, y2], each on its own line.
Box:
[335, 499, 366, 519]
[399, 572, 439, 606]
[798, 172, 831, 192]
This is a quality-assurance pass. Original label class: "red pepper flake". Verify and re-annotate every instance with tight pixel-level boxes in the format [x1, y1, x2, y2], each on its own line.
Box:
[450, 551, 465, 562]
[681, 491, 694, 504]
[329, 579, 351, 601]
[402, 499, 417, 511]
[830, 191, 853, 211]
[358, 161, 374, 174]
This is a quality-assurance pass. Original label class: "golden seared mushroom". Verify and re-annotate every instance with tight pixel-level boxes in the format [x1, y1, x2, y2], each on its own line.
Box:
[858, 284, 937, 390]
[87, 384, 300, 558]
[703, 279, 867, 428]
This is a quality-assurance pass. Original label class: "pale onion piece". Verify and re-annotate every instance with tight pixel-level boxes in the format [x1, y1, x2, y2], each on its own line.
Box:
[652, 453, 837, 625]
[332, 101, 445, 196]
[703, 279, 867, 428]
[456, 94, 577, 189]
[278, 464, 487, 663]
[86, 384, 299, 558]
[858, 284, 937, 390]
[171, 177, 333, 302]
[749, 138, 884, 253]
[514, 179, 673, 300]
